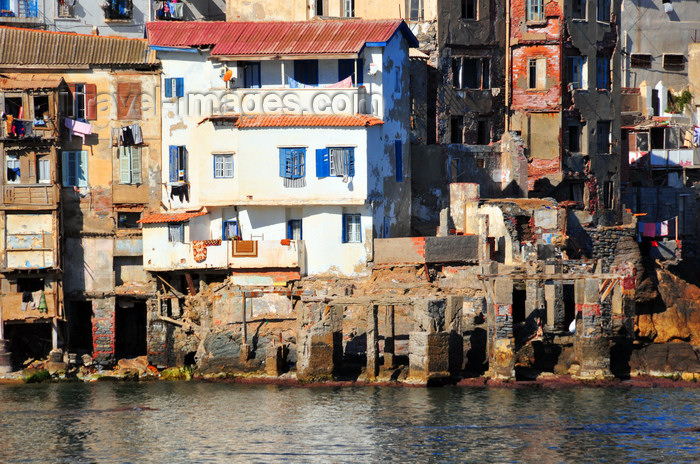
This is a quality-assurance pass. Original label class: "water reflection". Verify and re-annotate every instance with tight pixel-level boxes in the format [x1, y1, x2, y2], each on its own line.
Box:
[0, 383, 698, 463]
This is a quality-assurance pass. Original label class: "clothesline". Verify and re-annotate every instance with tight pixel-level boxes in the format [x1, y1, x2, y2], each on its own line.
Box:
[637, 217, 678, 239]
[285, 74, 355, 89]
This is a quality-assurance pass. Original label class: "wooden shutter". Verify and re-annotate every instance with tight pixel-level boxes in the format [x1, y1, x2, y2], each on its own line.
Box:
[342, 215, 348, 243]
[65, 84, 77, 118]
[78, 151, 88, 187]
[131, 147, 141, 183]
[347, 148, 355, 176]
[316, 148, 329, 178]
[164, 78, 173, 98]
[169, 146, 178, 182]
[176, 78, 184, 97]
[181, 146, 187, 181]
[61, 151, 70, 187]
[119, 146, 131, 184]
[117, 82, 141, 120]
[85, 84, 97, 120]
[279, 149, 287, 177]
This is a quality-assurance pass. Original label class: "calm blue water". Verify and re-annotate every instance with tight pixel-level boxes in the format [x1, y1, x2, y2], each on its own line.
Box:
[0, 382, 698, 463]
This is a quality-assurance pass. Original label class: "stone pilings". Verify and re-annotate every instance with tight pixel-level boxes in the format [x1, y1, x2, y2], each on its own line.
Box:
[0, 339, 11, 373]
[487, 278, 515, 380]
[408, 332, 450, 381]
[92, 297, 116, 366]
[573, 278, 612, 379]
[296, 302, 342, 382]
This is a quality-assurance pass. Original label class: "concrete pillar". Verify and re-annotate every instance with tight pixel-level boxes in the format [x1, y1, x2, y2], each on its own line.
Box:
[383, 305, 395, 368]
[573, 278, 612, 379]
[479, 214, 490, 262]
[366, 305, 379, 380]
[147, 298, 169, 368]
[240, 294, 250, 363]
[296, 302, 342, 382]
[544, 263, 565, 330]
[265, 344, 284, 377]
[446, 295, 464, 375]
[408, 331, 449, 382]
[487, 278, 515, 380]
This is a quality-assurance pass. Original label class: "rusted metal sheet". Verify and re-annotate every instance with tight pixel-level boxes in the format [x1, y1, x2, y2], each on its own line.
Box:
[201, 114, 384, 128]
[138, 211, 207, 224]
[146, 19, 417, 57]
[0, 26, 157, 66]
[0, 73, 64, 89]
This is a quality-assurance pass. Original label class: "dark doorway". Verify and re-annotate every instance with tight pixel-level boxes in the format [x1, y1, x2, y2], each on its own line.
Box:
[67, 301, 93, 355]
[651, 89, 660, 116]
[513, 286, 527, 323]
[115, 300, 147, 360]
[564, 283, 576, 329]
[6, 322, 52, 367]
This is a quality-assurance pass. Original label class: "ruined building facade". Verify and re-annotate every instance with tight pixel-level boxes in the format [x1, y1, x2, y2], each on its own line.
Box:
[507, 0, 622, 226]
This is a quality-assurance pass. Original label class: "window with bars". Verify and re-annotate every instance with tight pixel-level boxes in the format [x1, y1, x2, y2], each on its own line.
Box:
[342, 214, 361, 243]
[663, 54, 685, 71]
[213, 154, 234, 178]
[631, 54, 652, 69]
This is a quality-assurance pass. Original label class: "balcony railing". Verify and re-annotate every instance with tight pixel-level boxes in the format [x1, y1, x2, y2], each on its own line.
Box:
[143, 239, 306, 273]
[629, 148, 700, 168]
[2, 184, 59, 208]
[1, 118, 58, 140]
[0, 0, 41, 23]
[0, 290, 59, 321]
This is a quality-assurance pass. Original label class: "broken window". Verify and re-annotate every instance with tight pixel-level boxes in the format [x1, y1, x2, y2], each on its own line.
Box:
[567, 56, 585, 89]
[597, 0, 610, 22]
[119, 146, 142, 184]
[568, 124, 581, 152]
[315, 0, 323, 16]
[477, 119, 490, 145]
[663, 54, 685, 71]
[117, 212, 141, 230]
[635, 132, 649, 152]
[452, 57, 490, 89]
[462, 0, 477, 19]
[603, 181, 614, 209]
[451, 116, 464, 144]
[168, 223, 185, 243]
[17, 278, 44, 293]
[4, 96, 22, 118]
[527, 0, 544, 21]
[409, 0, 423, 20]
[32, 95, 49, 121]
[596, 56, 610, 90]
[104, 0, 133, 20]
[665, 127, 679, 150]
[57, 0, 75, 18]
[169, 146, 187, 182]
[570, 183, 584, 202]
[6, 154, 20, 184]
[631, 54, 652, 69]
[572, 0, 586, 19]
[596, 121, 611, 154]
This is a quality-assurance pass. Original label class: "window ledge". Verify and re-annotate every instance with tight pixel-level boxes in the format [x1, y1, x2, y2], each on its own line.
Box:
[596, 20, 611, 26]
[525, 20, 547, 28]
[571, 18, 587, 23]
[104, 19, 133, 24]
[55, 17, 79, 21]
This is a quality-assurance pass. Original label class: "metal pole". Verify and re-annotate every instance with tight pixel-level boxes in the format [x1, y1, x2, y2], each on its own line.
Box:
[241, 294, 247, 345]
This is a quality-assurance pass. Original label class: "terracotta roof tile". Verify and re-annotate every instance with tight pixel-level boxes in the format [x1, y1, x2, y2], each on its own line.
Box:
[138, 211, 207, 224]
[200, 114, 384, 128]
[146, 19, 418, 57]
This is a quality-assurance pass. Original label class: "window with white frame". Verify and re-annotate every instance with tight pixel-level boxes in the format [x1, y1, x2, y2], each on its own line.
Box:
[37, 156, 50, 183]
[409, 0, 423, 20]
[168, 223, 184, 243]
[527, 0, 544, 21]
[6, 154, 20, 184]
[452, 57, 490, 89]
[62, 151, 88, 187]
[528, 57, 547, 89]
[342, 214, 361, 243]
[119, 146, 142, 184]
[316, 147, 354, 177]
[214, 154, 234, 178]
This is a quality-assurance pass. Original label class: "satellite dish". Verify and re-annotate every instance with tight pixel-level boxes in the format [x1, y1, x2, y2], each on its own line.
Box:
[223, 69, 233, 82]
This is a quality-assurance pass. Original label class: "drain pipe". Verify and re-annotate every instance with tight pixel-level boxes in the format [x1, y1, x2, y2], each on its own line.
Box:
[505, 0, 511, 132]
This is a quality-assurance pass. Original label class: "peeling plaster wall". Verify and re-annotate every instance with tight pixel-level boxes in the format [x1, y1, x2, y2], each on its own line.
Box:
[509, 0, 622, 221]
[690, 44, 700, 126]
[225, 0, 437, 21]
[621, 0, 700, 90]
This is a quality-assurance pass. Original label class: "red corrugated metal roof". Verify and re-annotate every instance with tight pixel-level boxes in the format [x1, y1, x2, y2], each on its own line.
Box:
[138, 211, 207, 224]
[146, 19, 417, 57]
[200, 114, 384, 128]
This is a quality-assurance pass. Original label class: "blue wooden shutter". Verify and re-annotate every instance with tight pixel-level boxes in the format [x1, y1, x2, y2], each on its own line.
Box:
[181, 147, 187, 181]
[347, 148, 355, 176]
[287, 220, 293, 240]
[176, 78, 184, 97]
[61, 151, 70, 187]
[341, 215, 348, 243]
[164, 78, 172, 98]
[395, 140, 403, 182]
[279, 148, 287, 177]
[169, 146, 178, 182]
[78, 151, 88, 187]
[316, 148, 329, 178]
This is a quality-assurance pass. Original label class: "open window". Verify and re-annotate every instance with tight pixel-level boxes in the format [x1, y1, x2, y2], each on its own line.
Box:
[117, 211, 141, 230]
[462, 0, 477, 20]
[452, 57, 490, 89]
[103, 0, 133, 20]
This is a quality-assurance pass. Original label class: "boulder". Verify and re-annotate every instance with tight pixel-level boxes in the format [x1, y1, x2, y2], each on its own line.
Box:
[117, 356, 149, 376]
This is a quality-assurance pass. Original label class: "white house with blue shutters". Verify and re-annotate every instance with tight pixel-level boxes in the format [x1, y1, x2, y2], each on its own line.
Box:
[140, 19, 416, 277]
